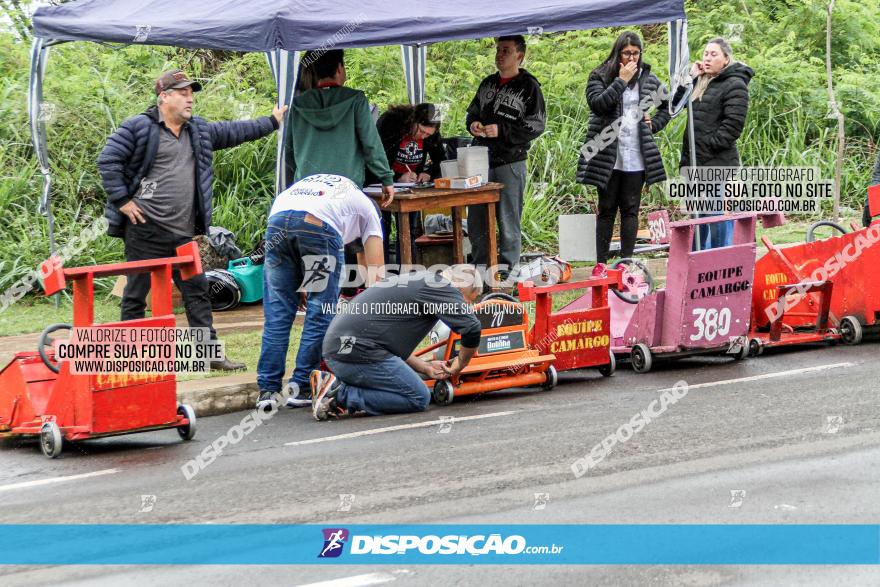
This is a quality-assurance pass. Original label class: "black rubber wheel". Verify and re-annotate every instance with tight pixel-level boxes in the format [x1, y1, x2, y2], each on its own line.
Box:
[598, 351, 616, 377]
[480, 292, 518, 303]
[839, 315, 863, 345]
[631, 343, 653, 373]
[177, 404, 197, 440]
[38, 323, 72, 374]
[806, 221, 848, 243]
[611, 258, 655, 304]
[748, 338, 764, 357]
[40, 422, 63, 458]
[541, 365, 558, 390]
[432, 380, 454, 406]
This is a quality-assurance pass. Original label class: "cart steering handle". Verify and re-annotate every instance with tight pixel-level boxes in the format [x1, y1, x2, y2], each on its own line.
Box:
[38, 323, 72, 374]
[611, 258, 655, 304]
[806, 221, 848, 243]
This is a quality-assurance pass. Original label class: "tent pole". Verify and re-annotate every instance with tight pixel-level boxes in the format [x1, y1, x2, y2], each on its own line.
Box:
[29, 37, 59, 306]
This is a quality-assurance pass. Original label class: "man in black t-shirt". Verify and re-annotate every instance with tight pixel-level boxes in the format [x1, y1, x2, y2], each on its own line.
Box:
[312, 266, 482, 420]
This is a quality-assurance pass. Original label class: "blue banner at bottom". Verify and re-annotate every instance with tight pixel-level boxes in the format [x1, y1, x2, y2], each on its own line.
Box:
[0, 525, 877, 565]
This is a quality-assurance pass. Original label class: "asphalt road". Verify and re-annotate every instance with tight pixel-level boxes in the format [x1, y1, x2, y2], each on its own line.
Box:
[1, 341, 879, 586]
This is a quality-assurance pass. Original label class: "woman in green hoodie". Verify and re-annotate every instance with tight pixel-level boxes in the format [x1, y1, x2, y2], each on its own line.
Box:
[284, 50, 394, 200]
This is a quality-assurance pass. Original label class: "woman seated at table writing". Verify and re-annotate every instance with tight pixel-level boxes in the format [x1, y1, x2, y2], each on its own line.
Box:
[366, 103, 446, 264]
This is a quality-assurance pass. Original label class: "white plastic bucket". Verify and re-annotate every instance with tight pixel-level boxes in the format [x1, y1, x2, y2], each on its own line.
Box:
[440, 159, 459, 178]
[456, 146, 489, 184]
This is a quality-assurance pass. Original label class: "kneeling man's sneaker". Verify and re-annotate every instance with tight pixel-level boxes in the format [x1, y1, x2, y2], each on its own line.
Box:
[284, 383, 312, 408]
[256, 390, 279, 413]
[310, 370, 345, 421]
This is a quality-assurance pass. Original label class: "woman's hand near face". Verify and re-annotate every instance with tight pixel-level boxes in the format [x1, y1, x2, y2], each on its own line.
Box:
[619, 61, 638, 83]
[690, 62, 704, 78]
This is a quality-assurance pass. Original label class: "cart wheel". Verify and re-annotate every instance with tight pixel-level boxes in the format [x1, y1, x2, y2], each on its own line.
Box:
[839, 316, 863, 346]
[432, 380, 455, 406]
[40, 422, 63, 458]
[480, 292, 518, 303]
[38, 323, 72, 374]
[748, 338, 764, 357]
[177, 404, 197, 440]
[541, 365, 558, 390]
[806, 221, 848, 243]
[732, 342, 749, 361]
[631, 343, 653, 373]
[598, 351, 616, 377]
[611, 259, 655, 304]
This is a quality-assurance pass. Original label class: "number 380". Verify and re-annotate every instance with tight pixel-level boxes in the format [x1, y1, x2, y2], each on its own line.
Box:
[690, 307, 731, 342]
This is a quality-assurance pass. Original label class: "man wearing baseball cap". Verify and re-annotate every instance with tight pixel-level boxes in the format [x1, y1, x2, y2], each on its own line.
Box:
[98, 69, 287, 371]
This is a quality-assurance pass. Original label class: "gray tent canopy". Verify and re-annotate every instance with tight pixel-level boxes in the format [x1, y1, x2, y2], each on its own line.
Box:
[29, 0, 688, 258]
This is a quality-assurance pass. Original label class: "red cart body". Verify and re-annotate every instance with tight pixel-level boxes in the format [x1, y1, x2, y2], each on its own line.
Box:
[750, 193, 880, 352]
[519, 274, 622, 373]
[0, 243, 202, 457]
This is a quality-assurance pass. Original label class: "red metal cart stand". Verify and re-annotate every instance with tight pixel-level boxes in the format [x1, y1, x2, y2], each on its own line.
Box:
[0, 243, 201, 458]
[519, 273, 622, 375]
[749, 194, 880, 354]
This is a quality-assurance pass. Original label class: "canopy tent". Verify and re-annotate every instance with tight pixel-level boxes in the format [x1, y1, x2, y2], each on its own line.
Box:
[29, 0, 690, 259]
[32, 0, 685, 51]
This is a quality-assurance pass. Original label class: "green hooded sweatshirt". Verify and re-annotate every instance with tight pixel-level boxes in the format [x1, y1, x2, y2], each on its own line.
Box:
[285, 86, 393, 188]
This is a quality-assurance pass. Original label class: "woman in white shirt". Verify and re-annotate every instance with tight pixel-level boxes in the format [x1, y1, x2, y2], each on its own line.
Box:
[576, 31, 671, 274]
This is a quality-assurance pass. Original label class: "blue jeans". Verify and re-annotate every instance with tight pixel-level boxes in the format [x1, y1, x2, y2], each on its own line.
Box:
[326, 356, 430, 416]
[696, 182, 732, 250]
[256, 210, 343, 393]
[698, 216, 733, 249]
[468, 160, 527, 272]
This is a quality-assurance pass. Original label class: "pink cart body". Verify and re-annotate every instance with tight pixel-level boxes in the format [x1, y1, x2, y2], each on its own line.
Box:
[612, 214, 759, 356]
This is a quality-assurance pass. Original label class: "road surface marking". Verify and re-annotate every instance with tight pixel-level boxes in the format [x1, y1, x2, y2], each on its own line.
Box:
[297, 570, 412, 587]
[655, 362, 854, 393]
[285, 412, 517, 447]
[0, 468, 119, 493]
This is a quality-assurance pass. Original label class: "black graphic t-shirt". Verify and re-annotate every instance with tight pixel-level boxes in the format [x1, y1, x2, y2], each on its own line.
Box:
[392, 136, 425, 176]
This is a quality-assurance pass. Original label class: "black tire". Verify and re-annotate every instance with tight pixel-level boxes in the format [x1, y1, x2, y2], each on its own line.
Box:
[631, 343, 653, 373]
[38, 323, 72, 374]
[839, 316, 863, 345]
[432, 380, 454, 406]
[480, 292, 518, 303]
[806, 221, 848, 243]
[541, 365, 558, 390]
[748, 338, 764, 357]
[611, 258, 655, 304]
[206, 269, 241, 311]
[177, 404, 197, 440]
[598, 351, 616, 377]
[40, 422, 63, 458]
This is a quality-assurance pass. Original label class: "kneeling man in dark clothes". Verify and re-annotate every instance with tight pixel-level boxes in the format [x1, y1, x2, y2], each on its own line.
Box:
[311, 266, 482, 420]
